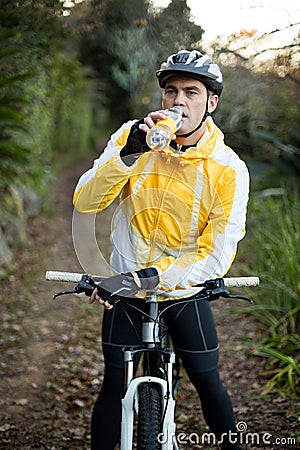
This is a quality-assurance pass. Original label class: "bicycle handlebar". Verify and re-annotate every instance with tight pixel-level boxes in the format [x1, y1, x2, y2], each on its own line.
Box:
[45, 271, 259, 288]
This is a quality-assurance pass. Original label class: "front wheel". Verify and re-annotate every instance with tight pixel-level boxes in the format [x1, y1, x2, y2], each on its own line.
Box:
[137, 382, 162, 450]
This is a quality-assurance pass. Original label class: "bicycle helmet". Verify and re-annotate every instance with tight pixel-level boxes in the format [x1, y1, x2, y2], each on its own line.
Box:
[156, 50, 223, 96]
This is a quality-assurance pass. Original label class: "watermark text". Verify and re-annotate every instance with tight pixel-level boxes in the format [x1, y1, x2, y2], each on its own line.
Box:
[157, 421, 297, 447]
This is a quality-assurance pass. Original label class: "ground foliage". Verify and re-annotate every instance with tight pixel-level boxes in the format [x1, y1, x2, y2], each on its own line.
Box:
[0, 162, 299, 449]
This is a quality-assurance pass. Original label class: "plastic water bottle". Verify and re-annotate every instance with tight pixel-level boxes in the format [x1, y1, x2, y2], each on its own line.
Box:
[146, 106, 182, 151]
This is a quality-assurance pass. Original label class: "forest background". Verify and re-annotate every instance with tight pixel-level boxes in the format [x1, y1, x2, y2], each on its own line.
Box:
[0, 0, 299, 410]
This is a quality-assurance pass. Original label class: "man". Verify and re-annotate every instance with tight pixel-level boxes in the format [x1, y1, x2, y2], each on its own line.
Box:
[73, 50, 249, 450]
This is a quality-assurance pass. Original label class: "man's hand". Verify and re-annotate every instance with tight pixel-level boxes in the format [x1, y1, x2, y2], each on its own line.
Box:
[139, 110, 176, 140]
[89, 288, 113, 310]
[89, 272, 141, 309]
[120, 110, 177, 166]
[89, 268, 159, 310]
[139, 109, 169, 133]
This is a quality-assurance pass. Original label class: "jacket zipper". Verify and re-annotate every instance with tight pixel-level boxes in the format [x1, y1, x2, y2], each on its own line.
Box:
[146, 156, 178, 266]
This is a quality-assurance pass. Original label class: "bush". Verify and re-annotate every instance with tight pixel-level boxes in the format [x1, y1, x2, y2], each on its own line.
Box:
[245, 186, 300, 398]
[0, 29, 32, 189]
[15, 54, 95, 197]
[0, 27, 95, 270]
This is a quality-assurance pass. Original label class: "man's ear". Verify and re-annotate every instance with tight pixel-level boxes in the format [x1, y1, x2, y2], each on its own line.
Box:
[208, 94, 219, 114]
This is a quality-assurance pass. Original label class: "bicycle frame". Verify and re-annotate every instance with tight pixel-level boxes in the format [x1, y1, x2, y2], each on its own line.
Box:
[46, 271, 258, 450]
[120, 292, 178, 450]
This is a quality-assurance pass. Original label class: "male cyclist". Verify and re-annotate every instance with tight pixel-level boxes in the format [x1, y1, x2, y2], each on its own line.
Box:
[73, 50, 248, 450]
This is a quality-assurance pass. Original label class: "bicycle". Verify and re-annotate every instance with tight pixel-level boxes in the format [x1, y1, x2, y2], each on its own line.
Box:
[46, 270, 259, 450]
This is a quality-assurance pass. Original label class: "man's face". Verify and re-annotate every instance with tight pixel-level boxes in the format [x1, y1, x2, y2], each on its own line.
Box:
[162, 77, 218, 138]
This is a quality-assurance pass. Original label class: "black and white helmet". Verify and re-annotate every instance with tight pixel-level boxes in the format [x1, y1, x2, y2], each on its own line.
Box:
[156, 50, 223, 96]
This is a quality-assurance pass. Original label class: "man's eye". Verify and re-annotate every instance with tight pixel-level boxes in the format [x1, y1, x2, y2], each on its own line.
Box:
[165, 89, 176, 95]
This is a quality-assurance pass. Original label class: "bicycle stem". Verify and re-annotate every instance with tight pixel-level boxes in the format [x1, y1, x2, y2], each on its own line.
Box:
[142, 292, 160, 348]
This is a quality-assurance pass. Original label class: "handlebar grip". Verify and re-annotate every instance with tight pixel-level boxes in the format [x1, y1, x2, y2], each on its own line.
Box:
[46, 271, 89, 282]
[223, 277, 259, 287]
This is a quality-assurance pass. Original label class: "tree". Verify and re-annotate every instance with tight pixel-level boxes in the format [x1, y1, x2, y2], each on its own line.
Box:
[151, 0, 204, 60]
[0, 0, 76, 191]
[211, 24, 299, 80]
[0, 0, 95, 267]
[0, 0, 69, 54]
[208, 25, 300, 175]
[0, 30, 31, 188]
[109, 25, 157, 114]
[76, 0, 204, 124]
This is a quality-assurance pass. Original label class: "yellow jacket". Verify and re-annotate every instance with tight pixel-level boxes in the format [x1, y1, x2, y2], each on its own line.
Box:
[73, 117, 249, 299]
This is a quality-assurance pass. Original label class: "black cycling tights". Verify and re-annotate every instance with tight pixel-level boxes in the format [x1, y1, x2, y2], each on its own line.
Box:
[188, 369, 241, 450]
[91, 366, 123, 450]
[91, 298, 241, 450]
[91, 367, 240, 450]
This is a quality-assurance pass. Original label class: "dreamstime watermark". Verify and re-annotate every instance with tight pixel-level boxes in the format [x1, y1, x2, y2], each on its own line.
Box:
[157, 421, 297, 447]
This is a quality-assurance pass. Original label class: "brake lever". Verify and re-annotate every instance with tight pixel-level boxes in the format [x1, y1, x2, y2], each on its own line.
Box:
[200, 278, 231, 301]
[198, 279, 254, 304]
[53, 288, 78, 299]
[223, 293, 254, 304]
[52, 275, 96, 300]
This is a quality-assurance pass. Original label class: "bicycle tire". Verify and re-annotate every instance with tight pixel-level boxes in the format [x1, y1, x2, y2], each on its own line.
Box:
[137, 382, 162, 450]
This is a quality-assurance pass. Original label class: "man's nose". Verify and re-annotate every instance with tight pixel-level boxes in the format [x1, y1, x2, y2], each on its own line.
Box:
[174, 91, 186, 105]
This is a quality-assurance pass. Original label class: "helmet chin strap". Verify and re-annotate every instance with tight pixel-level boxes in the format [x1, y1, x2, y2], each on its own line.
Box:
[176, 89, 210, 139]
[176, 112, 210, 138]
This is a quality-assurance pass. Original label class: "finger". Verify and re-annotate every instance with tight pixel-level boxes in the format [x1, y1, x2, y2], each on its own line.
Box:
[98, 298, 113, 310]
[139, 122, 150, 133]
[143, 110, 169, 129]
[150, 109, 169, 117]
[104, 301, 113, 310]
[88, 287, 99, 304]
[144, 116, 155, 129]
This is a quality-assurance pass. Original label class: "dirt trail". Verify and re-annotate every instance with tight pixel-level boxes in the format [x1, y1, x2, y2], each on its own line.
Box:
[0, 161, 299, 450]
